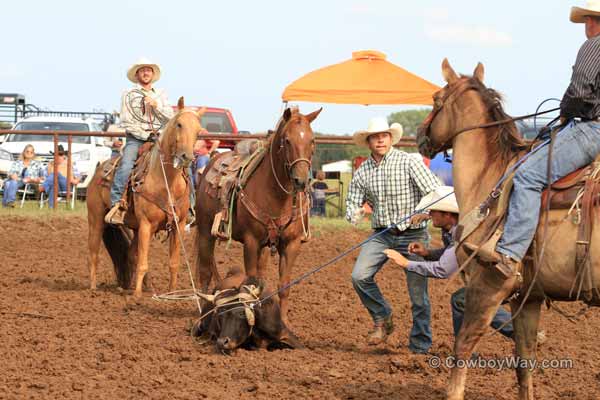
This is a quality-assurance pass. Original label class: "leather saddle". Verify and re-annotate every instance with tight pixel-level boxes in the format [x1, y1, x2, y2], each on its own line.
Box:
[203, 139, 266, 238]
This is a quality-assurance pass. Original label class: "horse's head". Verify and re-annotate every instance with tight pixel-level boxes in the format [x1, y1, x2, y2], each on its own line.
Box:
[417, 59, 524, 162]
[272, 107, 322, 191]
[162, 97, 205, 169]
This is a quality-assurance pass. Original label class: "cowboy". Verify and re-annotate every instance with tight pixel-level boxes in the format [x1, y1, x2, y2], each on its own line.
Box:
[346, 117, 441, 353]
[384, 186, 516, 340]
[105, 57, 174, 225]
[467, 1, 600, 277]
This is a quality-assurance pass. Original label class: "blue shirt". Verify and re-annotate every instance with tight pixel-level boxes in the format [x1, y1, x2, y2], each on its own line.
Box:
[406, 226, 457, 279]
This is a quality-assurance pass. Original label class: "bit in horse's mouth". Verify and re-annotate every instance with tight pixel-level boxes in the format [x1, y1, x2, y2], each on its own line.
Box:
[173, 157, 181, 169]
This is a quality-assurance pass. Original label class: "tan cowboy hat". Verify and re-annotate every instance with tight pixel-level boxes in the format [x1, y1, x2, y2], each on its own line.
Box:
[570, 0, 600, 23]
[353, 117, 403, 147]
[416, 185, 458, 214]
[127, 57, 161, 83]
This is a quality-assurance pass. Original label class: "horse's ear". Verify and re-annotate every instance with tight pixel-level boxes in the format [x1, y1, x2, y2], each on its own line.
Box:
[442, 58, 459, 84]
[305, 108, 322, 123]
[473, 62, 485, 83]
[196, 107, 207, 118]
[177, 97, 185, 110]
[283, 107, 292, 122]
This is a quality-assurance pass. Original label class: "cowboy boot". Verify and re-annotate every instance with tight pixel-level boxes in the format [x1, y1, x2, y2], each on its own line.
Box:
[367, 315, 394, 345]
[464, 241, 520, 279]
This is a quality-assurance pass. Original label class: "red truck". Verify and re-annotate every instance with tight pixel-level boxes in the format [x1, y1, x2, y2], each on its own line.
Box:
[172, 105, 239, 149]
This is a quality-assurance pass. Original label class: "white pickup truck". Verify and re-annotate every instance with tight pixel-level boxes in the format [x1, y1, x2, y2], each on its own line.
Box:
[0, 116, 113, 192]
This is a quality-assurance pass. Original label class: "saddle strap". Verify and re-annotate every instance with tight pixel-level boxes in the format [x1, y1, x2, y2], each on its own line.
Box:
[133, 174, 191, 231]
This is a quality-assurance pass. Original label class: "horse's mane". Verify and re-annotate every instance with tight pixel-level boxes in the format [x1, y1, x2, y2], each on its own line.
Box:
[462, 76, 527, 163]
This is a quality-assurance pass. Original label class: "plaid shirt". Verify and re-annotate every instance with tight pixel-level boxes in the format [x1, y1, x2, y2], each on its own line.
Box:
[346, 149, 441, 230]
[8, 159, 46, 180]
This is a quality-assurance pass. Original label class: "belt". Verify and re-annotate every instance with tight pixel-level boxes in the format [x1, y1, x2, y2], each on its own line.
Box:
[374, 226, 423, 236]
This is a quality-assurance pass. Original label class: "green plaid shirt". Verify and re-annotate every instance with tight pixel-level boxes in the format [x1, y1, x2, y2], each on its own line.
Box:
[345, 149, 441, 230]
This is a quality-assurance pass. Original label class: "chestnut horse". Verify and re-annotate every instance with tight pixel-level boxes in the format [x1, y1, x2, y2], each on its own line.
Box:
[418, 59, 600, 400]
[195, 107, 321, 328]
[87, 98, 203, 297]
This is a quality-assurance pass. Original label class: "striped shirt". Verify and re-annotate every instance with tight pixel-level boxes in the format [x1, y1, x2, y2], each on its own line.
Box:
[561, 34, 600, 120]
[345, 149, 441, 230]
[120, 85, 174, 141]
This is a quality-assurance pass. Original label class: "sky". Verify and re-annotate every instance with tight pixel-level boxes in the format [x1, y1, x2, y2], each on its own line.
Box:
[1, 0, 583, 134]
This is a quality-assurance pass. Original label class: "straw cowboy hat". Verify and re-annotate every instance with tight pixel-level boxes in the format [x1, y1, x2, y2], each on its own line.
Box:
[571, 0, 600, 23]
[416, 185, 458, 214]
[127, 57, 161, 83]
[353, 117, 403, 147]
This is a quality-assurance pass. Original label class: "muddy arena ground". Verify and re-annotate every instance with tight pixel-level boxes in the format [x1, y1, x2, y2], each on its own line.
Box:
[1, 215, 600, 399]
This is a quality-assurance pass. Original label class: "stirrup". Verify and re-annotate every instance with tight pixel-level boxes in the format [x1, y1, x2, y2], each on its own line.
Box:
[211, 211, 229, 240]
[104, 204, 126, 225]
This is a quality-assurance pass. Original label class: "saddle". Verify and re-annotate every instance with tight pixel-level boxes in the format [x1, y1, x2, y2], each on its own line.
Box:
[203, 139, 266, 239]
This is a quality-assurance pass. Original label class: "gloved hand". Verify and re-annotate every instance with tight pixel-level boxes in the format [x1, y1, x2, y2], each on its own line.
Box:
[350, 206, 366, 226]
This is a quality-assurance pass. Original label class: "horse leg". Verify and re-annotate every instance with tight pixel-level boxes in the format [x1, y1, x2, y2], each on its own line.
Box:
[168, 226, 181, 292]
[257, 247, 270, 279]
[243, 237, 262, 278]
[511, 298, 542, 400]
[87, 214, 104, 290]
[195, 231, 218, 292]
[278, 239, 301, 329]
[133, 220, 152, 299]
[447, 270, 519, 400]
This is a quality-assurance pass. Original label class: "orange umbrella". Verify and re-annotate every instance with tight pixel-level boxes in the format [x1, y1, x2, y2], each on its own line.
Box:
[282, 50, 440, 106]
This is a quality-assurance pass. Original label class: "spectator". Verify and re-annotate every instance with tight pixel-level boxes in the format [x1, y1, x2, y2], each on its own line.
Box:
[192, 139, 211, 186]
[41, 145, 80, 208]
[2, 144, 45, 207]
[310, 170, 329, 217]
[429, 152, 453, 186]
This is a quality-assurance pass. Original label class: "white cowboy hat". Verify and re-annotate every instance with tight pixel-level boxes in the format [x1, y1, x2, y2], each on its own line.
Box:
[127, 57, 161, 83]
[416, 185, 458, 214]
[570, 0, 600, 23]
[353, 117, 403, 147]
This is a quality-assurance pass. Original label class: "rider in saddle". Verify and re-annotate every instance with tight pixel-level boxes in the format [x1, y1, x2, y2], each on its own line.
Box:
[105, 57, 177, 225]
[468, 1, 600, 277]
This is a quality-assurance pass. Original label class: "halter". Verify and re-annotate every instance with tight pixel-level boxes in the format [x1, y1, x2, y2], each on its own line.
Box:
[158, 109, 198, 169]
[269, 117, 314, 195]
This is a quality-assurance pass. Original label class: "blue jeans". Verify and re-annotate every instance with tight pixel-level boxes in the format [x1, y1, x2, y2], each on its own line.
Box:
[110, 135, 145, 206]
[311, 198, 326, 216]
[497, 121, 600, 261]
[450, 287, 514, 339]
[2, 179, 24, 205]
[351, 228, 432, 353]
[44, 173, 67, 208]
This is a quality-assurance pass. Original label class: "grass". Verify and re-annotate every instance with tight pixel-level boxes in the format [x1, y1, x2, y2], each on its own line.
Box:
[0, 199, 87, 218]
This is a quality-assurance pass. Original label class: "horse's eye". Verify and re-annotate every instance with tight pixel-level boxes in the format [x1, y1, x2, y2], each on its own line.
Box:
[177, 123, 182, 129]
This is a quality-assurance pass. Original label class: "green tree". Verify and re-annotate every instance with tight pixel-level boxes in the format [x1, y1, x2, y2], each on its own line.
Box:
[387, 109, 432, 137]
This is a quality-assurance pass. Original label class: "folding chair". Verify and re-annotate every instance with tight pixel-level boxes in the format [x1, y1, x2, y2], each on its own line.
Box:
[18, 183, 39, 208]
[39, 184, 77, 209]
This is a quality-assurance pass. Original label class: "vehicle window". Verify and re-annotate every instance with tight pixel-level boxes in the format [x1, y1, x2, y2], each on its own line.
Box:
[10, 122, 91, 144]
[201, 112, 232, 133]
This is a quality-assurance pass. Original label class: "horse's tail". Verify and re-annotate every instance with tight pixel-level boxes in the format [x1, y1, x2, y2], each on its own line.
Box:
[102, 225, 134, 289]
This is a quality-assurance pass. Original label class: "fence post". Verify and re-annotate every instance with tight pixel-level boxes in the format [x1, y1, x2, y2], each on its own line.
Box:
[66, 136, 72, 209]
[52, 134, 58, 211]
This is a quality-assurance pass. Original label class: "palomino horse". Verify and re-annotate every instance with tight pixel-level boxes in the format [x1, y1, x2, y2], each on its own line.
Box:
[195, 107, 321, 329]
[417, 59, 600, 400]
[87, 98, 203, 297]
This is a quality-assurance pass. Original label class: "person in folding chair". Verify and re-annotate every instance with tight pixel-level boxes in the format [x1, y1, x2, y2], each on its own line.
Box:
[2, 144, 45, 208]
[41, 145, 80, 208]
[104, 57, 177, 225]
[464, 1, 600, 278]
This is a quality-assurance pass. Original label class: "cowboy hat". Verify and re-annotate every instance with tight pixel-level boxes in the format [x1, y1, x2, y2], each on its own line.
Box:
[570, 0, 600, 23]
[50, 144, 68, 156]
[416, 185, 458, 214]
[127, 57, 161, 83]
[353, 117, 403, 147]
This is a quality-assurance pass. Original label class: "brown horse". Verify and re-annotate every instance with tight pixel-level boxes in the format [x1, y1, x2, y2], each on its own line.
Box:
[417, 59, 600, 400]
[194, 107, 321, 328]
[87, 98, 203, 297]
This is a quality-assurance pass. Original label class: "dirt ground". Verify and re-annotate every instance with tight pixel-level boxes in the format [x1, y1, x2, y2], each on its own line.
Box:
[1, 215, 600, 400]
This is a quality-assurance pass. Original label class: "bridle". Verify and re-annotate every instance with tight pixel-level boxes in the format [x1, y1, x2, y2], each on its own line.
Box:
[269, 118, 315, 195]
[159, 110, 199, 169]
[417, 78, 560, 158]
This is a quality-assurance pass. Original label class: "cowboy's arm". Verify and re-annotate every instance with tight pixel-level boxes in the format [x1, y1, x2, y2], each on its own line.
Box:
[561, 38, 600, 119]
[345, 171, 367, 223]
[409, 156, 441, 196]
[155, 89, 174, 121]
[406, 245, 458, 279]
[425, 247, 446, 261]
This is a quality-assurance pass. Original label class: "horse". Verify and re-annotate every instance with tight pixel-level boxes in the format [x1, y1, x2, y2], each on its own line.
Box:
[417, 59, 600, 400]
[87, 97, 203, 298]
[194, 107, 322, 329]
